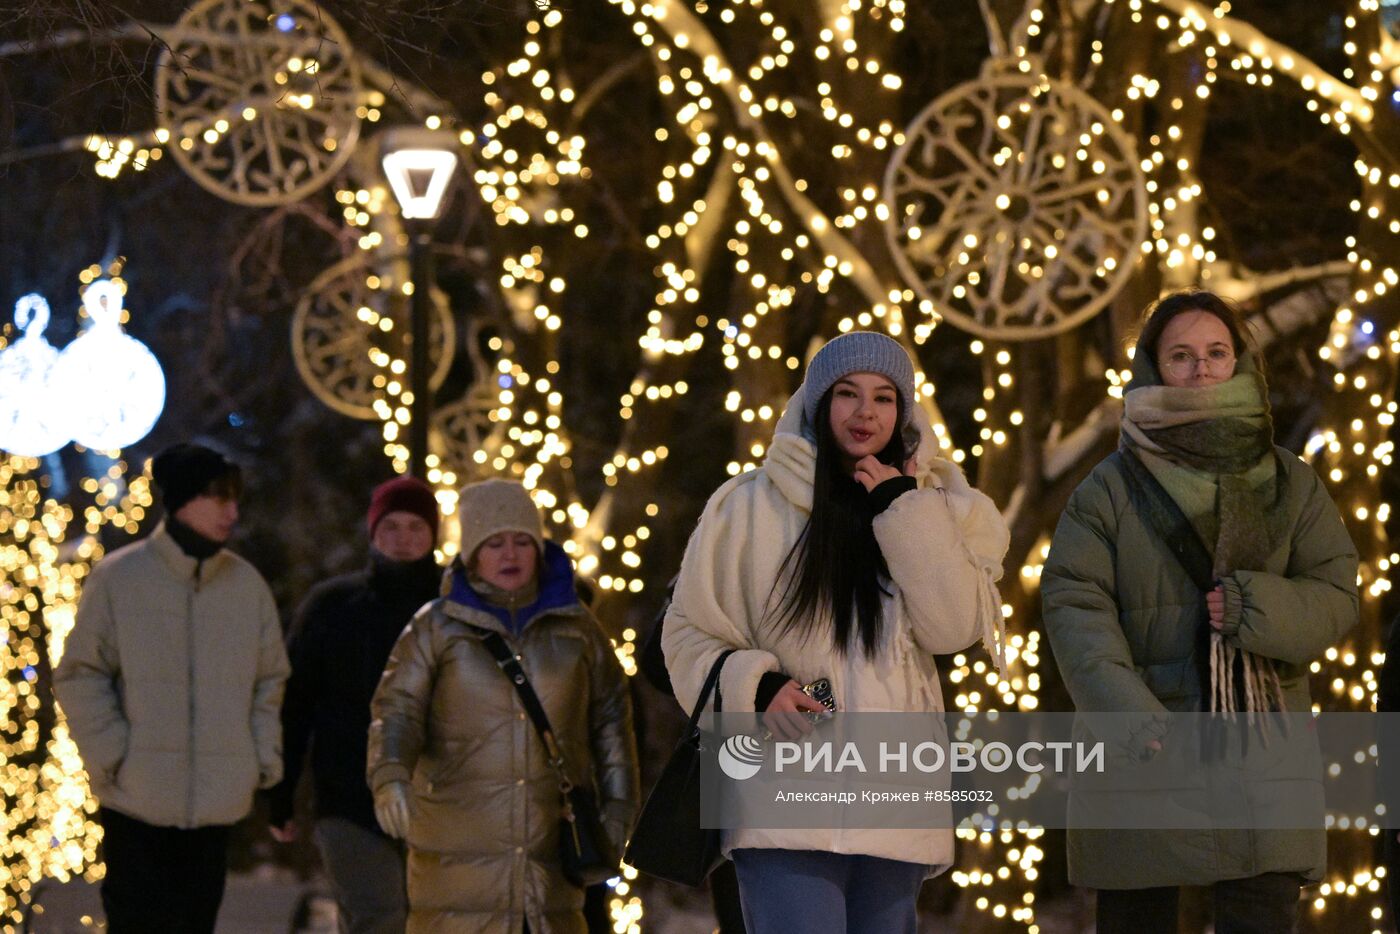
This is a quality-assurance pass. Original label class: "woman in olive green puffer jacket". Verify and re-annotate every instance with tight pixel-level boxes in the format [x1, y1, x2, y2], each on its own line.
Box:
[1041, 290, 1358, 934]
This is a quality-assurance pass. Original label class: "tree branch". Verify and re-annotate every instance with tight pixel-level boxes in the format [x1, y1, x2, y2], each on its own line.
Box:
[0, 20, 456, 121]
[1148, 0, 1373, 121]
[1208, 259, 1355, 303]
[648, 0, 890, 308]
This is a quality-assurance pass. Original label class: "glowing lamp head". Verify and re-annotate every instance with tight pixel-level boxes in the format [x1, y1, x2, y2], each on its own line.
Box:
[379, 127, 460, 222]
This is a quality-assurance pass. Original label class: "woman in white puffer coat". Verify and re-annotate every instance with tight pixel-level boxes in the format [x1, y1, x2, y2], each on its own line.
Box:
[662, 331, 1009, 934]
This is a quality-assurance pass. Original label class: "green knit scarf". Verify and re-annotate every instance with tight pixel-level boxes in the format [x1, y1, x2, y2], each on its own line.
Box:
[1120, 352, 1293, 718]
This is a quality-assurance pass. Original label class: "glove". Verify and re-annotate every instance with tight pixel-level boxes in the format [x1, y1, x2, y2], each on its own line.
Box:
[373, 781, 412, 839]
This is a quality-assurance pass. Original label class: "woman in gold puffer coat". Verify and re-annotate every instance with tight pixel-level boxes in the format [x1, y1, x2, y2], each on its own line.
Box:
[368, 479, 639, 933]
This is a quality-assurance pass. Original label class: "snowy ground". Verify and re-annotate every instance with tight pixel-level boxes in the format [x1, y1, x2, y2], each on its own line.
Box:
[23, 871, 1098, 933]
[24, 869, 332, 933]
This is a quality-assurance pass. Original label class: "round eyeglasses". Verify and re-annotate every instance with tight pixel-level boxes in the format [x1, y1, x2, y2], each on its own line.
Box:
[1160, 348, 1235, 381]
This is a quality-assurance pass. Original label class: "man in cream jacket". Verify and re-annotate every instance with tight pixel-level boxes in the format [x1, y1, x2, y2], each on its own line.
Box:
[55, 443, 289, 934]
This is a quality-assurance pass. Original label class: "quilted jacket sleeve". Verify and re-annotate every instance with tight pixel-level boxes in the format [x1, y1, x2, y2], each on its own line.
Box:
[250, 578, 290, 789]
[662, 477, 782, 717]
[1041, 466, 1170, 754]
[583, 613, 640, 855]
[874, 483, 1007, 656]
[1217, 460, 1359, 666]
[53, 564, 130, 787]
[367, 607, 437, 790]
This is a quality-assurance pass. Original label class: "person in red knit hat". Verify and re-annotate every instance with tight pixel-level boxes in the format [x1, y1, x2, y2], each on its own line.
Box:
[269, 475, 442, 934]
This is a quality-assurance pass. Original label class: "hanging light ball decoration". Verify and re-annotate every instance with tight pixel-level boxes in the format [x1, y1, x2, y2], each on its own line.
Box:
[49, 281, 166, 452]
[883, 62, 1148, 341]
[0, 295, 69, 457]
[155, 0, 363, 206]
[292, 255, 456, 419]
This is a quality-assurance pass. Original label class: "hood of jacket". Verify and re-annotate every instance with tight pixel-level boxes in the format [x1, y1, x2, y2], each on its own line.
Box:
[763, 383, 1008, 583]
[447, 540, 580, 632]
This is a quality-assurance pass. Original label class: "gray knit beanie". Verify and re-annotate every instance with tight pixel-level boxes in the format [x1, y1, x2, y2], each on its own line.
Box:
[457, 479, 545, 564]
[802, 331, 917, 433]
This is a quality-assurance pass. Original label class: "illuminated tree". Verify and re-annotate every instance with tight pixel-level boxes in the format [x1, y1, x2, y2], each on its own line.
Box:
[5, 0, 1400, 930]
[0, 442, 152, 927]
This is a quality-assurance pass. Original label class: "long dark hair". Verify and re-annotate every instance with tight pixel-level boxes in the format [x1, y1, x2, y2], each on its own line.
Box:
[767, 388, 907, 658]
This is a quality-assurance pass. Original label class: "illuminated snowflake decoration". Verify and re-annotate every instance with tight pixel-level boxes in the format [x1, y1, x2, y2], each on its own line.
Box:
[433, 380, 512, 479]
[292, 255, 455, 419]
[155, 0, 362, 206]
[884, 67, 1148, 340]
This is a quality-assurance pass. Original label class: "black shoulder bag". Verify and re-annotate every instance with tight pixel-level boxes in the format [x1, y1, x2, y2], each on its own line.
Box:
[1112, 447, 1217, 693]
[1113, 447, 1247, 759]
[624, 648, 737, 886]
[473, 626, 617, 888]
[1111, 448, 1216, 592]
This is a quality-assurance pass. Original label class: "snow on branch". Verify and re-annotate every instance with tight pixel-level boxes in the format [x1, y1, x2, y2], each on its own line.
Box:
[1209, 259, 1356, 303]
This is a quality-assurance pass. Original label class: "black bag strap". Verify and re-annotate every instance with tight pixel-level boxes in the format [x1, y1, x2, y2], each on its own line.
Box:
[470, 626, 576, 792]
[687, 649, 738, 734]
[1112, 447, 1216, 593]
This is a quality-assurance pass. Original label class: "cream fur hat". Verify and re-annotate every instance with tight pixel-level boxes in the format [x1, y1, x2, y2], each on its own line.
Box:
[457, 479, 544, 564]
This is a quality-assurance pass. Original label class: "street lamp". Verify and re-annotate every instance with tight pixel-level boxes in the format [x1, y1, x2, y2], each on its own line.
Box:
[379, 126, 459, 478]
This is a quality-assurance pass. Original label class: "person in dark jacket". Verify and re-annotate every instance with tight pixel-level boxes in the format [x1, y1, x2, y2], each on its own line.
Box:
[268, 476, 442, 934]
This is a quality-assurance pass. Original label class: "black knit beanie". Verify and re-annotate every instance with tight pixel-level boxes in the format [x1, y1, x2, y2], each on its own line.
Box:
[150, 443, 241, 514]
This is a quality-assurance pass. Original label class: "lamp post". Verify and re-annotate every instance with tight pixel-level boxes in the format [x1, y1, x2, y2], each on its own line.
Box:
[380, 127, 459, 478]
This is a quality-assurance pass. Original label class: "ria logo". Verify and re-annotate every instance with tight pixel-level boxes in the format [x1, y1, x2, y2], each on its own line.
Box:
[718, 734, 765, 781]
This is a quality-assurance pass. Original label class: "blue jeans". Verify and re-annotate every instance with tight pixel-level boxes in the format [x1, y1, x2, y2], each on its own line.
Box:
[731, 848, 927, 934]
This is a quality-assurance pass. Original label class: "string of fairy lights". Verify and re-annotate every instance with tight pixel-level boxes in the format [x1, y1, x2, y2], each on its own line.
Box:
[10, 0, 1398, 931]
[456, 26, 659, 924]
[613, 0, 966, 485]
